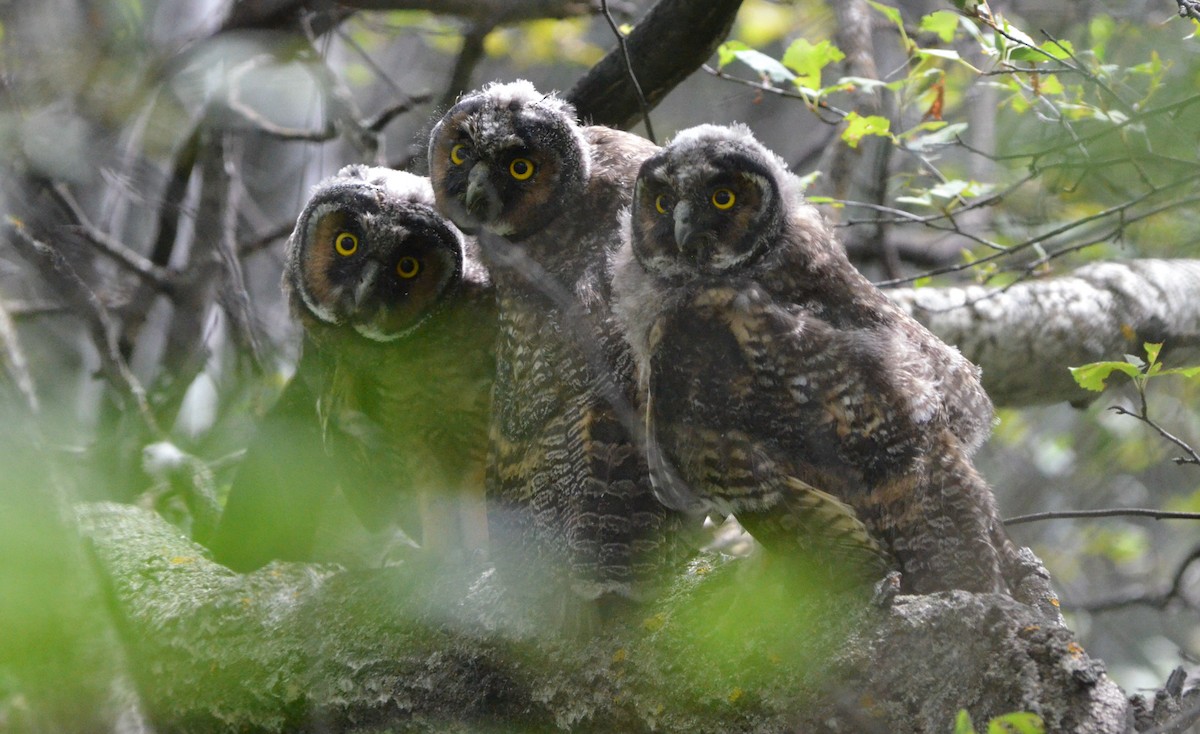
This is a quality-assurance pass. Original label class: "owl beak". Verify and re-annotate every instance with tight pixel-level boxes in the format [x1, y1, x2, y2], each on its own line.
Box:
[673, 201, 697, 255]
[353, 259, 381, 307]
[464, 165, 495, 217]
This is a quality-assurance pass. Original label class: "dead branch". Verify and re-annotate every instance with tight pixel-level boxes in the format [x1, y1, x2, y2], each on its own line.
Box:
[5, 219, 162, 435]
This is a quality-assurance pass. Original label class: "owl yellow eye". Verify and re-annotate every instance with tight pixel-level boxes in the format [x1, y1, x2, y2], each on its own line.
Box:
[712, 188, 736, 210]
[654, 194, 670, 214]
[334, 232, 358, 256]
[450, 144, 467, 166]
[396, 256, 421, 279]
[509, 158, 535, 180]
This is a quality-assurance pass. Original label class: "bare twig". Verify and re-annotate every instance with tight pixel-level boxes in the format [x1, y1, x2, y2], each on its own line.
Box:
[6, 219, 162, 435]
[212, 134, 266, 374]
[599, 0, 655, 143]
[0, 296, 40, 414]
[438, 22, 493, 110]
[1108, 377, 1200, 466]
[1005, 508, 1200, 526]
[118, 124, 201, 361]
[238, 221, 295, 259]
[702, 64, 849, 122]
[569, 0, 743, 130]
[47, 183, 174, 291]
[1076, 544, 1200, 613]
[227, 55, 339, 142]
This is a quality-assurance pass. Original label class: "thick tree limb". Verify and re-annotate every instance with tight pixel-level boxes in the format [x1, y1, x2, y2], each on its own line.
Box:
[77, 502, 1139, 733]
[888, 259, 1200, 407]
[568, 0, 744, 130]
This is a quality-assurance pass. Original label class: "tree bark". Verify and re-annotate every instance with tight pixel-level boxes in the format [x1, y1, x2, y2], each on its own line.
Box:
[74, 501, 1155, 734]
[567, 0, 744, 132]
[888, 259, 1200, 407]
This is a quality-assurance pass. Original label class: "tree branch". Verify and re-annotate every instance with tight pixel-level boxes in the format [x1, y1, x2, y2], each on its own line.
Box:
[888, 259, 1200, 407]
[5, 219, 162, 435]
[568, 0, 744, 130]
[46, 183, 175, 292]
[78, 501, 1134, 733]
[1075, 544, 1200, 613]
[1006, 509, 1200, 526]
[0, 297, 40, 414]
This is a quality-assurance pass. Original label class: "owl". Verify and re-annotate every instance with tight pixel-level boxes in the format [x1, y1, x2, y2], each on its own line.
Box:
[209, 165, 496, 572]
[428, 80, 688, 627]
[611, 124, 1051, 601]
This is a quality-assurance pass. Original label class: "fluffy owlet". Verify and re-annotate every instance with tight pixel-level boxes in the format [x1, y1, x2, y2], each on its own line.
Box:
[428, 80, 687, 627]
[210, 165, 495, 572]
[611, 124, 1055, 603]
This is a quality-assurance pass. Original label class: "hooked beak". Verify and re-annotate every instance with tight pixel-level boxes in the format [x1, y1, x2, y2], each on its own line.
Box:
[673, 201, 698, 256]
[464, 164, 494, 216]
[352, 259, 382, 308]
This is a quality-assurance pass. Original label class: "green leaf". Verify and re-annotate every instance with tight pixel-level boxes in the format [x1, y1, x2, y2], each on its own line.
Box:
[955, 709, 978, 734]
[717, 40, 751, 69]
[841, 112, 891, 148]
[1143, 342, 1163, 367]
[904, 121, 969, 151]
[986, 711, 1045, 734]
[1038, 75, 1064, 95]
[781, 38, 845, 91]
[920, 11, 960, 43]
[1068, 361, 1142, 392]
[913, 276, 932, 288]
[793, 170, 822, 192]
[1039, 39, 1075, 60]
[865, 1, 903, 31]
[731, 48, 796, 83]
[1155, 365, 1200, 379]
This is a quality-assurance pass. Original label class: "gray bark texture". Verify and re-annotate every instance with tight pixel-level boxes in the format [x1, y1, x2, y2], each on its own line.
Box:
[67, 501, 1195, 733]
[887, 259, 1200, 407]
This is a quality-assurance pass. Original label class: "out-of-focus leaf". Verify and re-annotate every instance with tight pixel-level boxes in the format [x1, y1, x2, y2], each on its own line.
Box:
[920, 11, 961, 43]
[955, 710, 979, 734]
[781, 38, 844, 90]
[717, 40, 751, 69]
[841, 112, 891, 148]
[986, 711, 1045, 734]
[735, 0, 796, 47]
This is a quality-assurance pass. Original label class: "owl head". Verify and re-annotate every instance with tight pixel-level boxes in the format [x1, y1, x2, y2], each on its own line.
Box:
[630, 123, 793, 278]
[428, 79, 591, 240]
[284, 165, 466, 342]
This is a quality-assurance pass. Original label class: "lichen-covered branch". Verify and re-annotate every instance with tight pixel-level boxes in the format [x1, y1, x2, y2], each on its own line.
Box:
[888, 259, 1200, 407]
[76, 502, 1139, 733]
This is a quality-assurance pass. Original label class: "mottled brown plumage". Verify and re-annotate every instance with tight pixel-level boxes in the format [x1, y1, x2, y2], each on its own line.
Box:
[428, 81, 687, 627]
[612, 125, 1058, 608]
[210, 165, 494, 571]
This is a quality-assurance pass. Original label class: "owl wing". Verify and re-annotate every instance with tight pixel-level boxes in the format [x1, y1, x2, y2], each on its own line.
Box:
[646, 285, 895, 576]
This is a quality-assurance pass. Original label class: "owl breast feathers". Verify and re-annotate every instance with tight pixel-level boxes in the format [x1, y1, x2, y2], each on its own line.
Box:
[210, 165, 495, 572]
[428, 81, 688, 627]
[611, 124, 1053, 600]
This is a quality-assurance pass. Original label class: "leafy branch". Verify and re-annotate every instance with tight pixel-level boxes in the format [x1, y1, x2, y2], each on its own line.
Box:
[1071, 342, 1200, 466]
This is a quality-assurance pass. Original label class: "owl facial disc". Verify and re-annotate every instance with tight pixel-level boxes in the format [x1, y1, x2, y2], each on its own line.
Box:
[286, 169, 465, 342]
[428, 80, 591, 241]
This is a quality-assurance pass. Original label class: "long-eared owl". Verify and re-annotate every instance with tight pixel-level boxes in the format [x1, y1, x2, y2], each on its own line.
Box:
[428, 80, 688, 628]
[611, 124, 1057, 608]
[210, 165, 495, 572]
